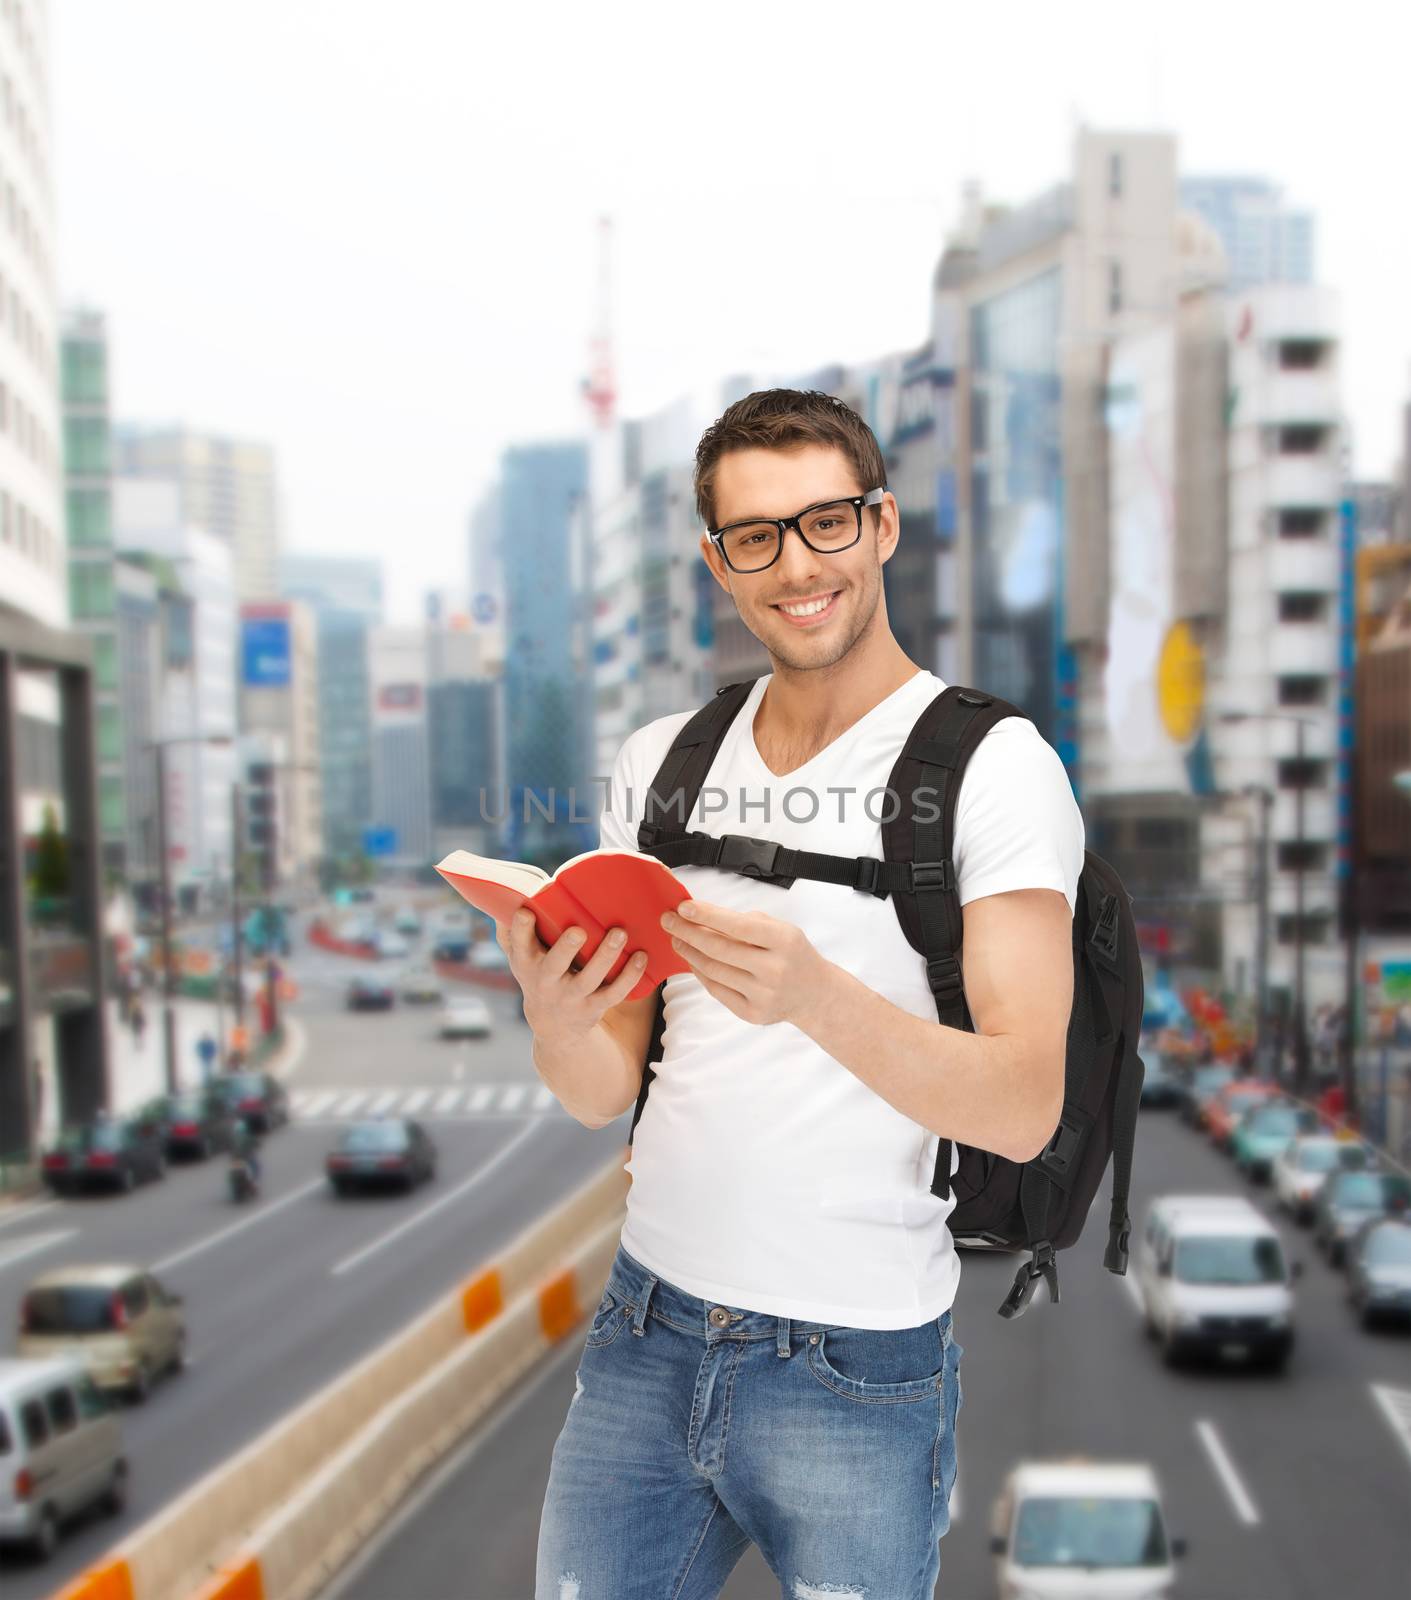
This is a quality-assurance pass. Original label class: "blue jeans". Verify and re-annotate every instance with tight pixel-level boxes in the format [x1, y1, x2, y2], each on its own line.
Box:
[536, 1242, 964, 1600]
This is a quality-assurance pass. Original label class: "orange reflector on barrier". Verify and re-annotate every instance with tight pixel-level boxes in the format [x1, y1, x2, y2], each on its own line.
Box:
[462, 1268, 504, 1332]
[192, 1555, 265, 1600]
[539, 1269, 582, 1342]
[54, 1560, 135, 1600]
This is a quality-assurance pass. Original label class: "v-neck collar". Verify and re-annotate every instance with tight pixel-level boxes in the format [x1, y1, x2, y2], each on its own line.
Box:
[743, 669, 927, 782]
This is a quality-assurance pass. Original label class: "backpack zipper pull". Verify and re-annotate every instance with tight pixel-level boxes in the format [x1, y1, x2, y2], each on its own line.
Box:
[997, 1240, 1060, 1319]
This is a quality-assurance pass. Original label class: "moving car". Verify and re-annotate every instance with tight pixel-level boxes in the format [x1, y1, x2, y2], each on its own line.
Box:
[40, 1118, 166, 1195]
[1178, 1063, 1234, 1128]
[1205, 1079, 1282, 1151]
[18, 1264, 187, 1402]
[0, 1356, 126, 1561]
[1272, 1134, 1371, 1223]
[326, 1118, 437, 1194]
[212, 1070, 290, 1134]
[1346, 1216, 1411, 1328]
[440, 996, 493, 1039]
[1137, 1052, 1182, 1110]
[156, 1089, 238, 1160]
[1136, 1194, 1300, 1371]
[348, 972, 396, 1011]
[399, 965, 444, 1004]
[1313, 1168, 1411, 1266]
[1229, 1101, 1321, 1183]
[989, 1458, 1184, 1600]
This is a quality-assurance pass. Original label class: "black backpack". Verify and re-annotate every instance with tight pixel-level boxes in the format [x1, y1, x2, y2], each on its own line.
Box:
[626, 679, 1145, 1318]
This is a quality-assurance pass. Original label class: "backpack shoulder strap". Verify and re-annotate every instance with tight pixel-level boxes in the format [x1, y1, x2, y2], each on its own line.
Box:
[882, 685, 1033, 1200]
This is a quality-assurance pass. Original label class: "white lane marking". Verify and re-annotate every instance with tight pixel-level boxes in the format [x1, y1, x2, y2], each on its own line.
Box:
[330, 1120, 541, 1277]
[0, 1198, 57, 1233]
[330, 1092, 368, 1116]
[153, 1177, 326, 1273]
[0, 1228, 76, 1274]
[1370, 1385, 1411, 1471]
[532, 1084, 555, 1111]
[402, 1090, 431, 1114]
[499, 1085, 528, 1113]
[297, 1090, 338, 1116]
[467, 1086, 495, 1113]
[368, 1090, 399, 1114]
[433, 1088, 463, 1114]
[1194, 1418, 1261, 1526]
[1117, 1266, 1145, 1314]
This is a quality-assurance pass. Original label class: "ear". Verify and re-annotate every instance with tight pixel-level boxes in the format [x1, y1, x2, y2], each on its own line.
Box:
[699, 533, 733, 593]
[875, 493, 901, 567]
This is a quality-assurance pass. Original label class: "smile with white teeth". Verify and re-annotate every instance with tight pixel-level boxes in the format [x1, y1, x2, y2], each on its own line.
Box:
[776, 593, 838, 617]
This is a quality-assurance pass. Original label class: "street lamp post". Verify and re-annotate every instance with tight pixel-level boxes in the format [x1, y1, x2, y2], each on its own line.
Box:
[1220, 710, 1319, 1096]
[147, 733, 232, 1097]
[1239, 783, 1273, 1071]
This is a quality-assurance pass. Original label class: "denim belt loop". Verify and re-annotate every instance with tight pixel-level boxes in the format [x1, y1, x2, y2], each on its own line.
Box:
[631, 1274, 656, 1337]
[776, 1315, 791, 1358]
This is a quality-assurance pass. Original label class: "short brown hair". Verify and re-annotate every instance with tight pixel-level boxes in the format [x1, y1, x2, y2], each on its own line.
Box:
[693, 388, 888, 530]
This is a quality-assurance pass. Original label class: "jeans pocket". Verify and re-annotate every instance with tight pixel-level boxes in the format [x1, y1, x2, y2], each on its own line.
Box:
[806, 1318, 947, 1403]
[584, 1287, 633, 1348]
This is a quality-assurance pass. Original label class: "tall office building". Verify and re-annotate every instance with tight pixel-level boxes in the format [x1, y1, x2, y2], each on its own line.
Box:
[113, 425, 281, 601]
[1180, 176, 1315, 293]
[1, 0, 111, 1157]
[279, 553, 381, 862]
[113, 478, 237, 901]
[368, 625, 432, 867]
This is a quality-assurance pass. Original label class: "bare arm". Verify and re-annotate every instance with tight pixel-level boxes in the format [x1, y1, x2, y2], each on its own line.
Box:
[496, 909, 657, 1131]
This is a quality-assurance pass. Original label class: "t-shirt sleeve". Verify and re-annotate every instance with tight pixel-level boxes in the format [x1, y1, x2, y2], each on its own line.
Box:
[952, 720, 1086, 915]
[596, 731, 641, 855]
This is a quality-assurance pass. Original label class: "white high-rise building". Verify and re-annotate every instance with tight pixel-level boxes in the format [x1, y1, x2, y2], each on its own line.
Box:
[113, 478, 237, 899]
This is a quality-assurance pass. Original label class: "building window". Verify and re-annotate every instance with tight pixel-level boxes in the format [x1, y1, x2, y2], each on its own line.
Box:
[1276, 674, 1325, 708]
[1275, 424, 1327, 455]
[93, 633, 118, 691]
[63, 416, 109, 476]
[66, 487, 110, 547]
[1277, 592, 1326, 623]
[1108, 151, 1123, 198]
[1278, 340, 1326, 371]
[1275, 911, 1331, 946]
[1277, 507, 1325, 539]
[70, 561, 115, 620]
[1276, 757, 1327, 790]
[1276, 840, 1327, 873]
[61, 337, 107, 405]
[1108, 259, 1123, 315]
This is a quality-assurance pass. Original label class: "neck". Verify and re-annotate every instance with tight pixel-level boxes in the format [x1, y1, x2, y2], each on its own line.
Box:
[758, 636, 920, 746]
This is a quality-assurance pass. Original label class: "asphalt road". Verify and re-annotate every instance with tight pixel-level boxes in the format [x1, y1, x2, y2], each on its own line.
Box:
[327, 1103, 1411, 1600]
[0, 932, 613, 1599]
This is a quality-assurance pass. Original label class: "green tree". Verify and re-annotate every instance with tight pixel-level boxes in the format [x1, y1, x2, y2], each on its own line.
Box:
[31, 804, 69, 903]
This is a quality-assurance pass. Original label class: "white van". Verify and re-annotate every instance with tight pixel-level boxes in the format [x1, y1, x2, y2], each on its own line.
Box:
[0, 1356, 127, 1560]
[1136, 1194, 1301, 1370]
[990, 1458, 1184, 1599]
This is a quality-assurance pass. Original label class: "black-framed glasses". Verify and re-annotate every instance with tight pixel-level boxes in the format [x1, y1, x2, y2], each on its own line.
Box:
[708, 487, 887, 573]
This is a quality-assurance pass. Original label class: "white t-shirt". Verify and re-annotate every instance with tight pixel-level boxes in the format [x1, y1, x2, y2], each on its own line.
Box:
[597, 668, 1086, 1329]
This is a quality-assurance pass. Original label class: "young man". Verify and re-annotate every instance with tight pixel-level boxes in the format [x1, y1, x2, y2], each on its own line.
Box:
[504, 390, 1084, 1599]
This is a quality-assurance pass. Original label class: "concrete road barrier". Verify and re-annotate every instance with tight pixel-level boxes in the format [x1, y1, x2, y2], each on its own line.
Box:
[56, 1149, 631, 1600]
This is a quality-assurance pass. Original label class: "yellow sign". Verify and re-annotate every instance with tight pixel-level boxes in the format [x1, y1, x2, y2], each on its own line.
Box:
[1157, 621, 1205, 743]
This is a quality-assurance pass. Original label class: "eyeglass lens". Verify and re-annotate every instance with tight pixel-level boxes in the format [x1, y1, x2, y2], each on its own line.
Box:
[718, 500, 860, 572]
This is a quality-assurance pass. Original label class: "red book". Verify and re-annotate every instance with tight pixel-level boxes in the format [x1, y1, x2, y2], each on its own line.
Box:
[434, 848, 693, 1001]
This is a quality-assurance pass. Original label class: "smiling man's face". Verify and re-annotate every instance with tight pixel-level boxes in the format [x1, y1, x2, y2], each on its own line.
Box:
[700, 443, 898, 674]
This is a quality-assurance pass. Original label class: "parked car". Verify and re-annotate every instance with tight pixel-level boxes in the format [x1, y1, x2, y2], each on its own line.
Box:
[326, 1118, 437, 1194]
[432, 935, 471, 962]
[154, 1089, 238, 1160]
[1135, 1193, 1300, 1370]
[1138, 1052, 1182, 1110]
[1346, 1216, 1411, 1329]
[40, 1118, 166, 1195]
[468, 940, 511, 971]
[348, 972, 396, 1011]
[393, 907, 422, 936]
[18, 1264, 186, 1402]
[0, 1356, 126, 1561]
[374, 928, 410, 960]
[1178, 1063, 1235, 1129]
[1313, 1168, 1411, 1266]
[989, 1458, 1184, 1600]
[440, 996, 493, 1038]
[210, 1070, 290, 1134]
[1272, 1134, 1372, 1223]
[399, 965, 444, 1004]
[1230, 1101, 1321, 1183]
[1205, 1079, 1282, 1151]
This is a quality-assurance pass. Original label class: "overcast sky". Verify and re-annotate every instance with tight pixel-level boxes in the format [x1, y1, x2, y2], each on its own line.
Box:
[53, 0, 1407, 623]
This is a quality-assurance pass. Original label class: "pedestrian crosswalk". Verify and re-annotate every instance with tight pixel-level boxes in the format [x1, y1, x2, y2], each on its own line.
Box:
[288, 1084, 562, 1122]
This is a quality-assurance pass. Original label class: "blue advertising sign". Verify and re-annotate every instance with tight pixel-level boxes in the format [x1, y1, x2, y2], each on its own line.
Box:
[363, 826, 397, 858]
[242, 616, 291, 687]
